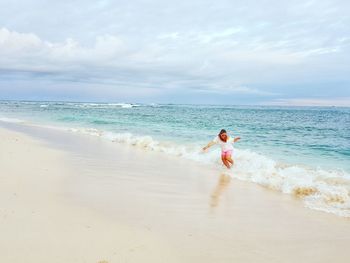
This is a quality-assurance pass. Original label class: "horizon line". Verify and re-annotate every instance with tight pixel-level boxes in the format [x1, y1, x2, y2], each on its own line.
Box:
[0, 99, 349, 108]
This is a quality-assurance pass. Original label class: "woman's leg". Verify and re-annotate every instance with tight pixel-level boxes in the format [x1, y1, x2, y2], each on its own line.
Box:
[226, 152, 234, 166]
[221, 155, 231, 169]
[227, 156, 234, 165]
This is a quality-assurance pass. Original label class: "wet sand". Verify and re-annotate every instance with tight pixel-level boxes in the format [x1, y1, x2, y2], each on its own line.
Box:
[1, 123, 350, 262]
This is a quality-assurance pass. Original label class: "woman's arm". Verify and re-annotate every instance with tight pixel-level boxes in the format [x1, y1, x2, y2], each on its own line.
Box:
[234, 137, 241, 142]
[202, 141, 216, 151]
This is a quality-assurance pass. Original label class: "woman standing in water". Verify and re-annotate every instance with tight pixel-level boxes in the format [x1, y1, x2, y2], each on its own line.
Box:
[202, 129, 241, 169]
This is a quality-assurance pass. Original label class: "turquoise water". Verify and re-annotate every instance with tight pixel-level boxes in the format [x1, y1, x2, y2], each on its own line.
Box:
[1, 100, 349, 172]
[1, 100, 350, 217]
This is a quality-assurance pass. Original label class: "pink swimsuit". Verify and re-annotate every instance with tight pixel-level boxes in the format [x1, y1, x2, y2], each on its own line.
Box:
[221, 149, 233, 158]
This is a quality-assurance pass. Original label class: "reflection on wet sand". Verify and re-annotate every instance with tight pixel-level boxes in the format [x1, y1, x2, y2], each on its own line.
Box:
[210, 173, 231, 208]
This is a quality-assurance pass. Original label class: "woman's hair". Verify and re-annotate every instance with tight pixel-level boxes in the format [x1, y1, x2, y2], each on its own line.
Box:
[219, 129, 227, 135]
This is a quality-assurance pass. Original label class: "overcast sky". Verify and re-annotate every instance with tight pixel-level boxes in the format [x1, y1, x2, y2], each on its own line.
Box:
[0, 0, 349, 105]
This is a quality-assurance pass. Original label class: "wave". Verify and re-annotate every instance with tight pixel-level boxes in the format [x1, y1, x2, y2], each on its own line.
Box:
[65, 127, 350, 217]
[0, 117, 26, 123]
[3, 101, 141, 109]
[1, 114, 349, 218]
[73, 103, 140, 109]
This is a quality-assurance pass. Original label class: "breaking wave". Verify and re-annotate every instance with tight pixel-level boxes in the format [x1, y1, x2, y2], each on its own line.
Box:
[68, 127, 350, 218]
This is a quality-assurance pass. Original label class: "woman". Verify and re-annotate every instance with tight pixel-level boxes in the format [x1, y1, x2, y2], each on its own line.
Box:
[202, 129, 241, 169]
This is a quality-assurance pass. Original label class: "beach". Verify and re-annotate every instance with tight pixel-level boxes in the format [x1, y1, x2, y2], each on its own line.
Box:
[1, 123, 350, 263]
[0, 126, 181, 263]
[2, 0, 349, 261]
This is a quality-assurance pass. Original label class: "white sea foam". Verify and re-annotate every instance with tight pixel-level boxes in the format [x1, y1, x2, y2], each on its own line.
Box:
[68, 127, 350, 217]
[73, 102, 140, 108]
[0, 117, 26, 123]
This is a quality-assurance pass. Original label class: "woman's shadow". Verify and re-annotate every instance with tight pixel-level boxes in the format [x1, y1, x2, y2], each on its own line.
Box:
[210, 173, 231, 209]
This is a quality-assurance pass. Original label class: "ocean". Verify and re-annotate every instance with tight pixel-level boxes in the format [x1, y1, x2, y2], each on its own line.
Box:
[1, 100, 350, 217]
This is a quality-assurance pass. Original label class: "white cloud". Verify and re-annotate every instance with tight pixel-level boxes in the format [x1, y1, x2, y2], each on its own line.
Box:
[0, 28, 42, 52]
[0, 28, 131, 71]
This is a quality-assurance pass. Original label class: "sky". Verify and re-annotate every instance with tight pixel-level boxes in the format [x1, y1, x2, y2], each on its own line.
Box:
[0, 0, 349, 105]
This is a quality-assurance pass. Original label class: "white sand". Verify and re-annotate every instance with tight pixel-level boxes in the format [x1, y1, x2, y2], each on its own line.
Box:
[1, 125, 350, 263]
[0, 127, 181, 263]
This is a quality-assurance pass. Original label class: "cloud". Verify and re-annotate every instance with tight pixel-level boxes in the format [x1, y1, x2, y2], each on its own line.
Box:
[0, 0, 349, 104]
[0, 28, 128, 69]
[0, 26, 286, 96]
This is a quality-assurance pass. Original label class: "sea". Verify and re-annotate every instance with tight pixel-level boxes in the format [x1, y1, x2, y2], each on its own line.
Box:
[1, 100, 349, 217]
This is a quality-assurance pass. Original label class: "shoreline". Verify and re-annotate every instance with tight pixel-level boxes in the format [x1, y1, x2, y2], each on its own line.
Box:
[1, 124, 350, 262]
[1, 116, 350, 218]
